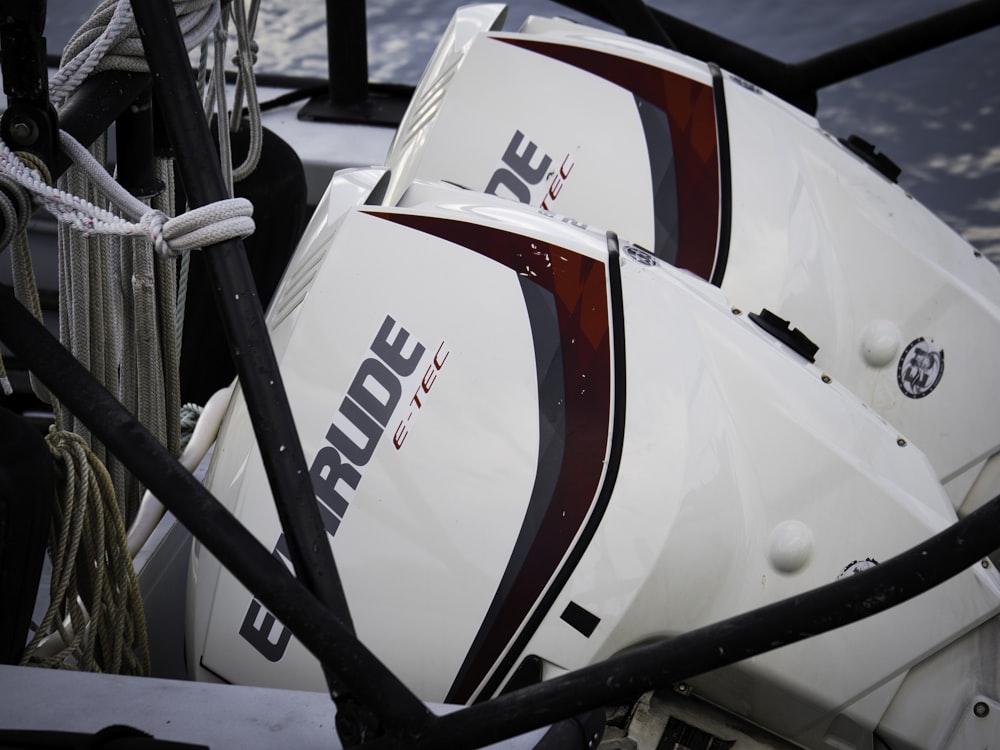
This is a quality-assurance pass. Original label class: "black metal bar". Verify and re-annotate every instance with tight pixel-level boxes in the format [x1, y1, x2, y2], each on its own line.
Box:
[55, 70, 151, 178]
[0, 405, 54, 666]
[0, 284, 435, 738]
[401, 493, 1000, 749]
[557, 0, 1000, 114]
[326, 0, 369, 106]
[128, 0, 359, 697]
[296, 0, 408, 126]
[598, 0, 675, 50]
[115, 89, 163, 199]
[792, 0, 1000, 93]
[0, 0, 60, 173]
[555, 0, 793, 96]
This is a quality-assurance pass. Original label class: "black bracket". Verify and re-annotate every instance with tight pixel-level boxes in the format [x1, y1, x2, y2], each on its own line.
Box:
[749, 308, 819, 362]
[0, 2, 59, 176]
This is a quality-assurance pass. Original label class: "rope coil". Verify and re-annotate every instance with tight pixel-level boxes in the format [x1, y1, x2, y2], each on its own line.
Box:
[21, 430, 150, 675]
[50, 0, 221, 108]
[0, 171, 35, 249]
[5, 0, 264, 675]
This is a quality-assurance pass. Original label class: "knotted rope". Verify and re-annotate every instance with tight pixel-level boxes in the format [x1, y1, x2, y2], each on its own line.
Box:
[0, 133, 254, 260]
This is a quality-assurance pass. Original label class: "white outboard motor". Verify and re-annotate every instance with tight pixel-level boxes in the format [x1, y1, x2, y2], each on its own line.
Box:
[383, 4, 1000, 512]
[188, 169, 1000, 749]
[188, 7, 1000, 749]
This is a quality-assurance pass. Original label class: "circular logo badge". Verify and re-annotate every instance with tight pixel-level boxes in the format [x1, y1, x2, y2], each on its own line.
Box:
[896, 337, 944, 399]
[622, 242, 657, 267]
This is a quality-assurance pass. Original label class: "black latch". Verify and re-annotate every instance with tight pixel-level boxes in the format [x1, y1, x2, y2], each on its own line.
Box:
[748, 308, 819, 362]
[840, 134, 901, 183]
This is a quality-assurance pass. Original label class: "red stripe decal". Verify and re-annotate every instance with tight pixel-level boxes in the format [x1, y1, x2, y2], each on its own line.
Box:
[365, 211, 612, 702]
[496, 37, 721, 281]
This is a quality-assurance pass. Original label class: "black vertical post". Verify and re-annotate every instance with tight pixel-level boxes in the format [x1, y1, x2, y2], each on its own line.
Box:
[0, 407, 54, 666]
[115, 89, 164, 199]
[327, 0, 369, 106]
[297, 0, 408, 126]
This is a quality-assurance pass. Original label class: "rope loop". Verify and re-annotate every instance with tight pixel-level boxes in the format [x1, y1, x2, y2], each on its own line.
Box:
[0, 134, 256, 259]
[157, 197, 255, 257]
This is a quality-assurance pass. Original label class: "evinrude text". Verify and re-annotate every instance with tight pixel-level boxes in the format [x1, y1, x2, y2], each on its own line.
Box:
[239, 314, 428, 662]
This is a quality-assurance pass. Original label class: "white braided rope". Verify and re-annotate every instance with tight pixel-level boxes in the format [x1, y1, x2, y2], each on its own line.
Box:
[50, 0, 221, 108]
[142, 200, 256, 256]
[49, 0, 136, 107]
[0, 132, 254, 257]
[228, 0, 263, 182]
[208, 18, 233, 194]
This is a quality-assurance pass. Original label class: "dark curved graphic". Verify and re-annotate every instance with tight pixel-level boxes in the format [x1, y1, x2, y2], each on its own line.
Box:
[365, 210, 621, 703]
[496, 36, 722, 282]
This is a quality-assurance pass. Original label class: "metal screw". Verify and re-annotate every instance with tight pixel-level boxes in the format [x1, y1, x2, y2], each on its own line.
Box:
[731, 307, 741, 315]
[8, 117, 38, 147]
[674, 682, 692, 695]
[974, 701, 989, 718]
[896, 437, 907, 447]
[821, 374, 832, 384]
[982, 559, 991, 569]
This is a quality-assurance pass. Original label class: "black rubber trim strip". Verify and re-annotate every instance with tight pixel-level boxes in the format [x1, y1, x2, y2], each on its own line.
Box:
[473, 232, 628, 701]
[708, 63, 733, 288]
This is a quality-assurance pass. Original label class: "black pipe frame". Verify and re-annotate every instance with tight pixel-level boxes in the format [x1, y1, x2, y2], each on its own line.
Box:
[562, 0, 1000, 112]
[6, 0, 1000, 747]
[0, 282, 434, 740]
[326, 0, 369, 106]
[6, 273, 1000, 750]
[399, 492, 1000, 750]
[128, 0, 364, 709]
